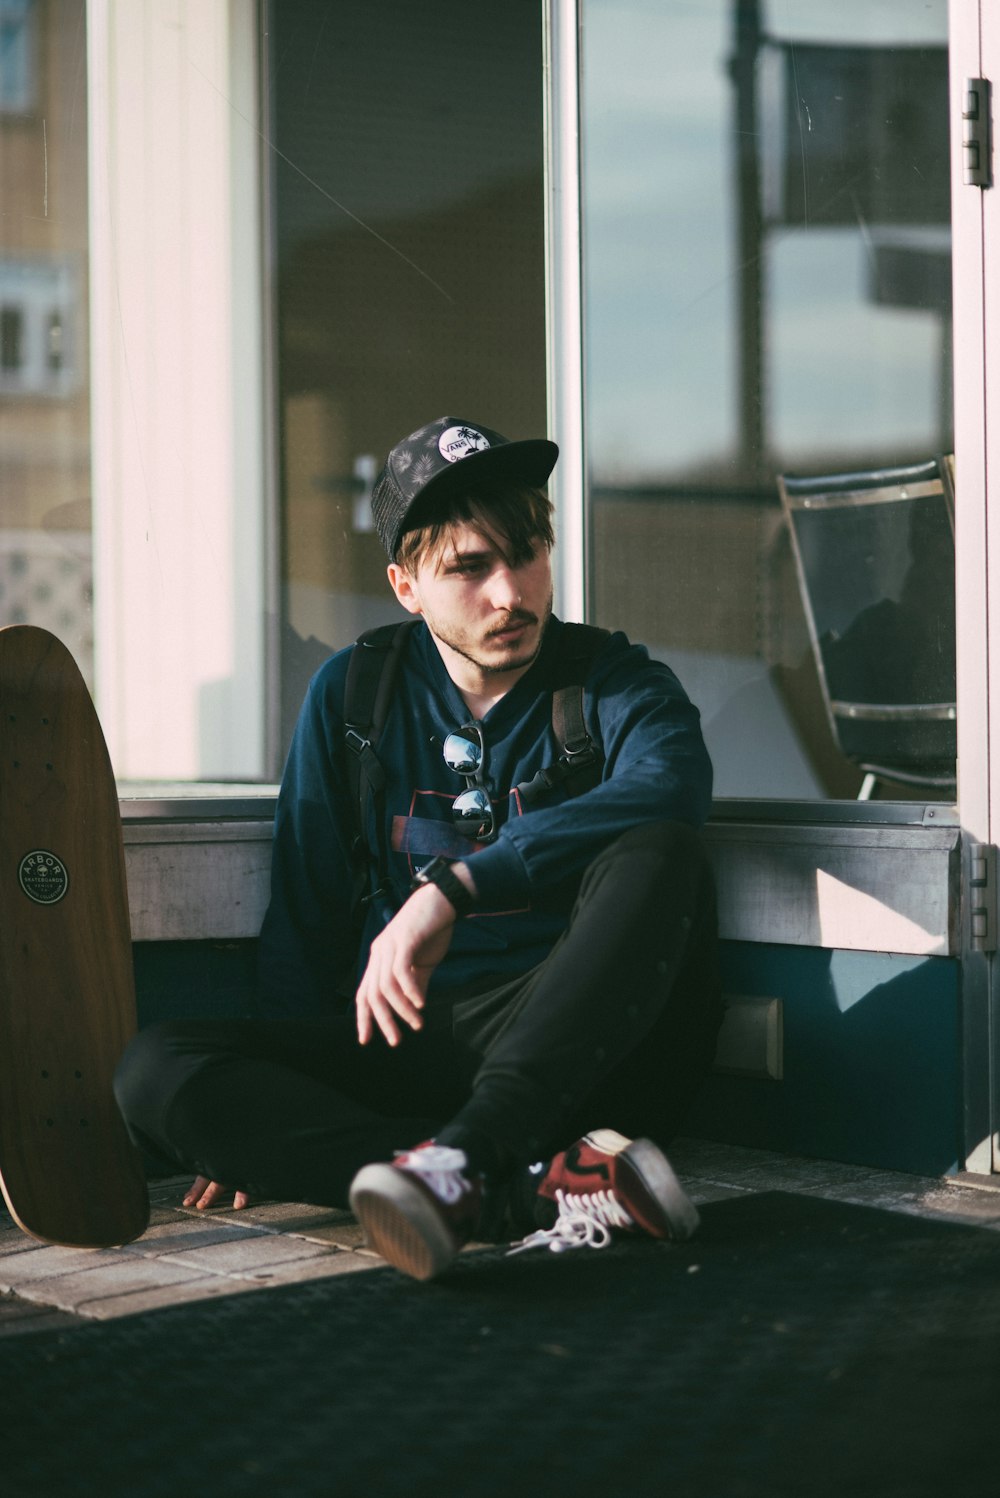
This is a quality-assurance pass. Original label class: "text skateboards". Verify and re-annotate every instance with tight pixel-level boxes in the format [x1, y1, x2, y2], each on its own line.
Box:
[0, 625, 148, 1247]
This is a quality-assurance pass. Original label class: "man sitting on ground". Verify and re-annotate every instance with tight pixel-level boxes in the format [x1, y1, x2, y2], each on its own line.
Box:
[115, 415, 723, 1280]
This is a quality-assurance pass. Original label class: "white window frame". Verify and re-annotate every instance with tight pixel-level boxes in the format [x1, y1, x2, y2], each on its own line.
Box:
[949, 0, 1000, 1173]
[544, 1, 588, 624]
[87, 0, 269, 784]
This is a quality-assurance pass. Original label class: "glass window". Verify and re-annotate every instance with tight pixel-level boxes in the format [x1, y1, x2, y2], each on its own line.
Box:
[2, 1, 271, 791]
[0, 1, 92, 687]
[1, 306, 22, 370]
[0, 0, 39, 116]
[267, 0, 547, 757]
[581, 0, 952, 799]
[2, 2, 545, 792]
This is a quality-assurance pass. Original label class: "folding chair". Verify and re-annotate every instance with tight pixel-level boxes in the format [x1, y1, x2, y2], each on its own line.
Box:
[777, 457, 956, 800]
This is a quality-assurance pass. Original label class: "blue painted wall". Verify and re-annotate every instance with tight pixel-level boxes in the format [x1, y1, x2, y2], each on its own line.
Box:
[685, 941, 962, 1177]
[133, 941, 258, 1028]
[131, 936, 963, 1178]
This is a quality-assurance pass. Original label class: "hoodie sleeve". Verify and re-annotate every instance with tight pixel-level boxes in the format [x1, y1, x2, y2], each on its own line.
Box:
[463, 634, 713, 911]
[256, 655, 359, 1014]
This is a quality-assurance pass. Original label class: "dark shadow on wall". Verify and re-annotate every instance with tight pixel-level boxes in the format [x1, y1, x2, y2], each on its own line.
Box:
[130, 941, 962, 1179]
[132, 941, 259, 1030]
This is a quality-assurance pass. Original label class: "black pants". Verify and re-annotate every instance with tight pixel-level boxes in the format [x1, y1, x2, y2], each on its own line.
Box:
[114, 822, 722, 1208]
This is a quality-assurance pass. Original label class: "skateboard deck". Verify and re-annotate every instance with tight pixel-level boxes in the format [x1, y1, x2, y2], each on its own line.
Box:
[0, 625, 149, 1247]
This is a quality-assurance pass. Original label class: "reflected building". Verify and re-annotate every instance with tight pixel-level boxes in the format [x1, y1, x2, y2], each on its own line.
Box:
[0, 0, 91, 680]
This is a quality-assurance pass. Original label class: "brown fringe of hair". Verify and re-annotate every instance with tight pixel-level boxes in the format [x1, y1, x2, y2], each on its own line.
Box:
[396, 478, 554, 572]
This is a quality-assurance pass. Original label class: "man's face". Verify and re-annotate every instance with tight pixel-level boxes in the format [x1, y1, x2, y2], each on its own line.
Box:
[388, 519, 554, 683]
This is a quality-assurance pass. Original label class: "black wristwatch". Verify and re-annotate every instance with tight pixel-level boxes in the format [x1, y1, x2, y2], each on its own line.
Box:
[410, 856, 477, 917]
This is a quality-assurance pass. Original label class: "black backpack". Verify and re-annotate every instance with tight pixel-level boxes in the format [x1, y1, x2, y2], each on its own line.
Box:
[342, 619, 610, 912]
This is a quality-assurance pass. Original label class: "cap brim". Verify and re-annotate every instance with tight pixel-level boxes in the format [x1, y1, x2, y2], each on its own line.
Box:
[407, 437, 559, 524]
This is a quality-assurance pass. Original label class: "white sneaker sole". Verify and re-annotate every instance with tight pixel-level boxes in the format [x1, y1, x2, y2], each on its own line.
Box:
[349, 1163, 459, 1281]
[586, 1128, 700, 1242]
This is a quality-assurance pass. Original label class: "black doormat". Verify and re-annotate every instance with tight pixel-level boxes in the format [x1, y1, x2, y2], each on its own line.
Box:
[3, 1191, 1000, 1498]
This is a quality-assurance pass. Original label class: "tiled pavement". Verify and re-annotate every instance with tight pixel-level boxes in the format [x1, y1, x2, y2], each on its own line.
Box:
[3, 1137, 1000, 1336]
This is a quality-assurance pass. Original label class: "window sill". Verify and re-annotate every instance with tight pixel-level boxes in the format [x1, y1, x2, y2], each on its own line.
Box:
[119, 797, 962, 955]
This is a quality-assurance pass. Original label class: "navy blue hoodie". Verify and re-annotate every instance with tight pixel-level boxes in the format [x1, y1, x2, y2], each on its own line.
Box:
[258, 616, 712, 1015]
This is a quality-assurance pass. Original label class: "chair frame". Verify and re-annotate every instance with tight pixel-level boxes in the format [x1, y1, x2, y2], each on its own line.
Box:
[777, 456, 956, 800]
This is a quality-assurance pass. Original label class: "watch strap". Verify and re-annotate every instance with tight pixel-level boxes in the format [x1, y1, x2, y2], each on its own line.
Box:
[410, 856, 477, 917]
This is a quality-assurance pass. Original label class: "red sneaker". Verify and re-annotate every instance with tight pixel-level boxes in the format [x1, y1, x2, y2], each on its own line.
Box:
[508, 1128, 699, 1257]
[349, 1143, 484, 1281]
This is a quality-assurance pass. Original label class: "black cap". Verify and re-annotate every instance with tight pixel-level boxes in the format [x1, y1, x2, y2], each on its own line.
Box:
[371, 416, 559, 558]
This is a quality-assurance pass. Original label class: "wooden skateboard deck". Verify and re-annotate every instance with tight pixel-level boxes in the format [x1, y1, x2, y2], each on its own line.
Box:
[0, 625, 149, 1247]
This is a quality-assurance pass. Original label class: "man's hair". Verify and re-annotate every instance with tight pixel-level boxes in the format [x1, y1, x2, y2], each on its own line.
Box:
[395, 478, 555, 573]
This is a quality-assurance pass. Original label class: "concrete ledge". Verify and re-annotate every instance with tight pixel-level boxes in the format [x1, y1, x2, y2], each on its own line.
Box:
[124, 821, 272, 941]
[703, 820, 960, 956]
[122, 813, 962, 955]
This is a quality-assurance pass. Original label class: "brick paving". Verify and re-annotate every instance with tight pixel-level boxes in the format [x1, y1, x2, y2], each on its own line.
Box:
[3, 1138, 1000, 1334]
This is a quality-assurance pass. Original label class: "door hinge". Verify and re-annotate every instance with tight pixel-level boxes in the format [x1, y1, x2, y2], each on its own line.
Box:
[969, 843, 998, 953]
[962, 77, 993, 188]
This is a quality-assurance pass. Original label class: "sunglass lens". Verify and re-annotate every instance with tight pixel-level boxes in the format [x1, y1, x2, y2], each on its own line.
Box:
[443, 727, 483, 777]
[452, 786, 494, 839]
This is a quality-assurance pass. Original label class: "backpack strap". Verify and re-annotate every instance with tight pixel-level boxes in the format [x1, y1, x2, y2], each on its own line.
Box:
[344, 619, 609, 910]
[516, 622, 610, 805]
[343, 619, 419, 910]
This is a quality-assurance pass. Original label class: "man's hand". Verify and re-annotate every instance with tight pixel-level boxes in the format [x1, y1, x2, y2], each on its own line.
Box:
[183, 1176, 249, 1212]
[356, 864, 475, 1046]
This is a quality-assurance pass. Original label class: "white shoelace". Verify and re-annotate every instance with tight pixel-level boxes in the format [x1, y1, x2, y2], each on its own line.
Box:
[507, 1186, 636, 1256]
[395, 1145, 471, 1205]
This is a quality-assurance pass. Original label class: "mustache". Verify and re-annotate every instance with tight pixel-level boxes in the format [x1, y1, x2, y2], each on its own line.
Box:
[486, 610, 538, 637]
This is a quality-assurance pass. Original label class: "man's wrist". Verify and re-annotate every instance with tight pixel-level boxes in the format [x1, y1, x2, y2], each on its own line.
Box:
[410, 857, 478, 917]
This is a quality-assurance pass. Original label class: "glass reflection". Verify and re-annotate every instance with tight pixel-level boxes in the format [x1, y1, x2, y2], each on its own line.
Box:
[443, 726, 486, 779]
[582, 0, 951, 799]
[0, 1, 92, 685]
[781, 460, 956, 797]
[268, 0, 546, 759]
[452, 786, 496, 842]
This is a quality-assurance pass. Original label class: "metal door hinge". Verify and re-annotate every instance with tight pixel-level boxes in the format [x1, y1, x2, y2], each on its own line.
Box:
[969, 842, 998, 952]
[963, 78, 993, 188]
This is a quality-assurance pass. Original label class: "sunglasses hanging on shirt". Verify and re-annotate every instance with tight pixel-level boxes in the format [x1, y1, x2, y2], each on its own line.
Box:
[442, 723, 497, 842]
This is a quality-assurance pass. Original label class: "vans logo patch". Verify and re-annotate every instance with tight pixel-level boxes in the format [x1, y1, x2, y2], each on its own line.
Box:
[438, 425, 491, 463]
